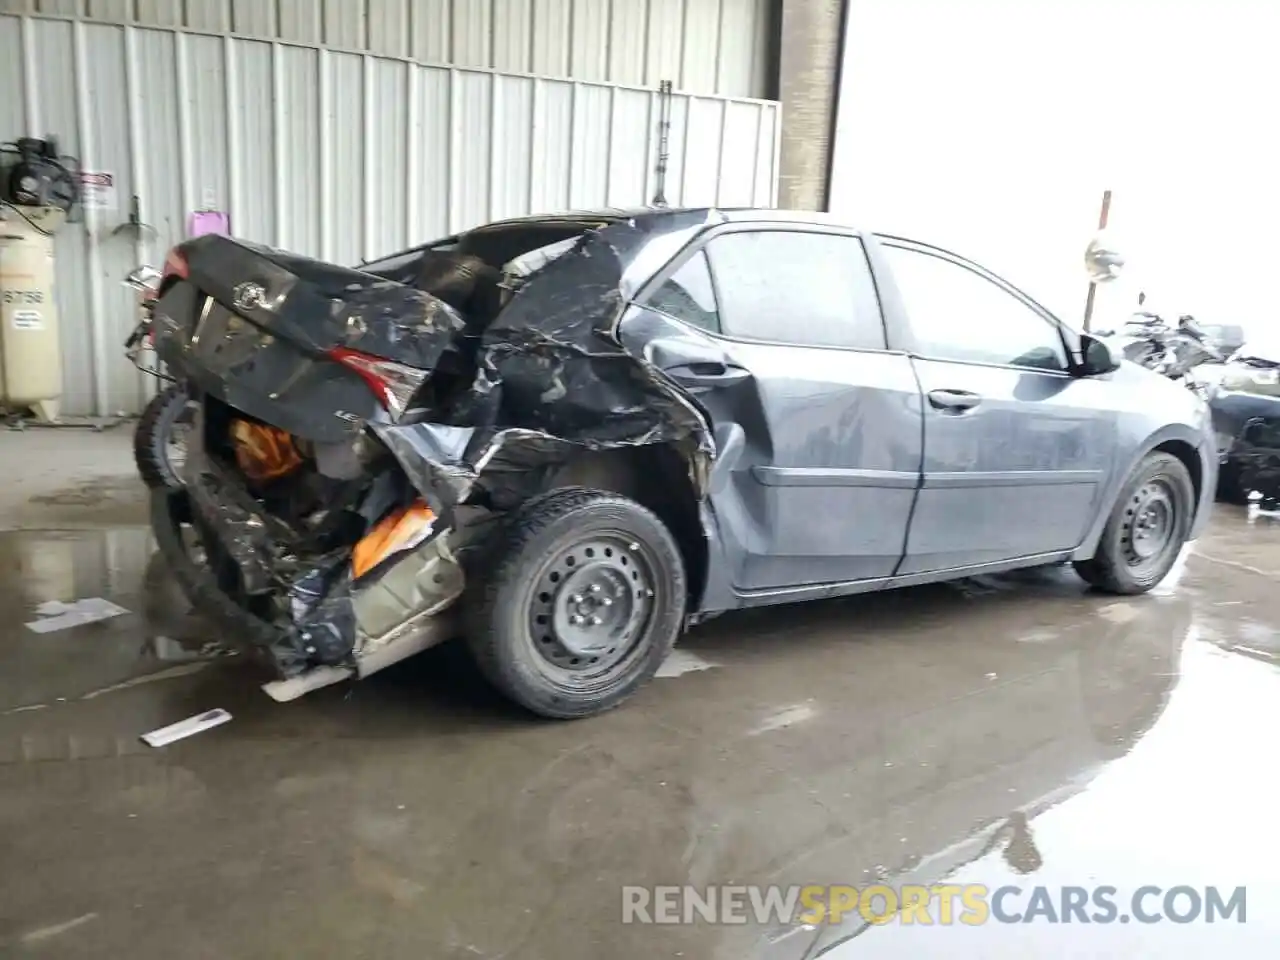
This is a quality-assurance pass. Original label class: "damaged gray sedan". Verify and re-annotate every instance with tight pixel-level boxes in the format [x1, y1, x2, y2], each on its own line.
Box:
[149, 208, 1216, 718]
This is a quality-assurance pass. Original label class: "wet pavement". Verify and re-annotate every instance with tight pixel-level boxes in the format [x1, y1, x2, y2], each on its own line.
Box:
[1, 506, 1278, 958]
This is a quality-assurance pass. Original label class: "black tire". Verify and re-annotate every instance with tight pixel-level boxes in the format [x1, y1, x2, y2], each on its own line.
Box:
[464, 486, 687, 719]
[1215, 460, 1249, 505]
[134, 383, 194, 491]
[1074, 452, 1195, 595]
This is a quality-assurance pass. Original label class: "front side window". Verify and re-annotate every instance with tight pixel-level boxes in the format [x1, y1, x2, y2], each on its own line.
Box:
[645, 250, 721, 333]
[884, 245, 1068, 372]
[704, 230, 886, 350]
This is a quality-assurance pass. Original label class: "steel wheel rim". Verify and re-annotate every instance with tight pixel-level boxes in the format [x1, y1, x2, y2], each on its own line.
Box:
[526, 532, 659, 682]
[166, 425, 189, 474]
[1122, 479, 1177, 568]
[164, 402, 195, 480]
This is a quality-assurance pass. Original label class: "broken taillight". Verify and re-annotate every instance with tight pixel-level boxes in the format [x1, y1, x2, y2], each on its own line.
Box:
[161, 247, 189, 284]
[352, 502, 436, 580]
[326, 347, 430, 418]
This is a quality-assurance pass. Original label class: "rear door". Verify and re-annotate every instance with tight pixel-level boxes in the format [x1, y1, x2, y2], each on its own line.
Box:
[873, 239, 1118, 574]
[624, 224, 924, 594]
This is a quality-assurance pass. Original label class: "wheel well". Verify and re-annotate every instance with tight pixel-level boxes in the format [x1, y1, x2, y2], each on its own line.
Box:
[1153, 439, 1202, 506]
[543, 446, 707, 606]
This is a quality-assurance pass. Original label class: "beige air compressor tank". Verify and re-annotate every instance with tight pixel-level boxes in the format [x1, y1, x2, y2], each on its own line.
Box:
[0, 205, 65, 422]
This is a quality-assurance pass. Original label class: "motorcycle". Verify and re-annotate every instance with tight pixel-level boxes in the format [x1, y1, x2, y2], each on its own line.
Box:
[1097, 311, 1224, 400]
[122, 263, 193, 491]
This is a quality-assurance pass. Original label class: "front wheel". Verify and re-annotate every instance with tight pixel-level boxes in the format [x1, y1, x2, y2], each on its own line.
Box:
[1074, 452, 1195, 595]
[134, 383, 194, 491]
[464, 487, 687, 719]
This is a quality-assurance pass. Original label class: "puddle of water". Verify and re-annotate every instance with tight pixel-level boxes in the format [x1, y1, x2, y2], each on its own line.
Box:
[0, 527, 228, 712]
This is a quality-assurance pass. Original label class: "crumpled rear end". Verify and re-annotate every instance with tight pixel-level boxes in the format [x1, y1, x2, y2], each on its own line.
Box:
[148, 215, 719, 691]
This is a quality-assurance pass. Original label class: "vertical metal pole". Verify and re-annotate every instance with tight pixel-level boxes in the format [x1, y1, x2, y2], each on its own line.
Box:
[72, 19, 108, 416]
[1082, 188, 1113, 332]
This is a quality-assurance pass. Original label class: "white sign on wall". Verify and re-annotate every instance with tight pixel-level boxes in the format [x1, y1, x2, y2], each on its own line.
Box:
[77, 171, 118, 210]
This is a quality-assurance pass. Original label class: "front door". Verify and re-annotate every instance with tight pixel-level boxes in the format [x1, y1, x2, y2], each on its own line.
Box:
[626, 225, 924, 593]
[878, 242, 1117, 574]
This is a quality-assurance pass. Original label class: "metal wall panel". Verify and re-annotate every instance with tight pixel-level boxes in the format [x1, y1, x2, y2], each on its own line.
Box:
[608, 88, 651, 207]
[570, 0, 607, 83]
[529, 77, 572, 213]
[365, 57, 409, 258]
[367, 0, 407, 57]
[135, 0, 181, 28]
[185, 0, 231, 33]
[680, 0, 722, 96]
[275, 44, 320, 253]
[322, 0, 365, 48]
[1, 12, 780, 415]
[322, 51, 365, 264]
[607, 0, 645, 87]
[490, 74, 534, 221]
[5, 0, 772, 97]
[449, 70, 492, 231]
[409, 0, 449, 63]
[228, 39, 277, 246]
[451, 0, 489, 69]
[231, 0, 276, 36]
[410, 66, 451, 245]
[530, 0, 569, 78]
[491, 0, 530, 74]
[86, 1, 130, 20]
[0, 16, 26, 135]
[278, 0, 321, 44]
[680, 97, 724, 206]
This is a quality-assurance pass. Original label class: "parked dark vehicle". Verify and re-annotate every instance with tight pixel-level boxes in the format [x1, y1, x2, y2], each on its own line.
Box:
[1208, 335, 1280, 504]
[147, 208, 1216, 718]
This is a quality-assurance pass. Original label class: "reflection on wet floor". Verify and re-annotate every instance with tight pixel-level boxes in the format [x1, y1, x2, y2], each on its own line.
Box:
[0, 513, 1276, 959]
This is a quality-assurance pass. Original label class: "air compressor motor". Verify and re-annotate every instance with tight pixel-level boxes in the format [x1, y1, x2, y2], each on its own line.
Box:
[1, 137, 79, 213]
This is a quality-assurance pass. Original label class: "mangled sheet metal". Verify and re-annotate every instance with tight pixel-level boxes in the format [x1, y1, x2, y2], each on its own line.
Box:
[169, 235, 468, 444]
[158, 211, 721, 678]
[374, 215, 718, 512]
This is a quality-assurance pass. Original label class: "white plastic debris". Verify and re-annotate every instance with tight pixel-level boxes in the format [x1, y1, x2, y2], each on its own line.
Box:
[140, 709, 232, 747]
[25, 598, 129, 633]
[655, 649, 716, 678]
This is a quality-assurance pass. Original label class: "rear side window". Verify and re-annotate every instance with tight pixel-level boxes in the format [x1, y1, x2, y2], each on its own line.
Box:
[704, 231, 886, 350]
[645, 250, 721, 333]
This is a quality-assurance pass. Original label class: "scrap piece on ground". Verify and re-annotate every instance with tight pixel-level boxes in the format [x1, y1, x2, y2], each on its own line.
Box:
[25, 597, 129, 633]
[140, 708, 233, 747]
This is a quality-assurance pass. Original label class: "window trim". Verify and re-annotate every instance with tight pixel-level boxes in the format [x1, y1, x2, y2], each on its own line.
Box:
[879, 240, 1074, 376]
[633, 221, 894, 355]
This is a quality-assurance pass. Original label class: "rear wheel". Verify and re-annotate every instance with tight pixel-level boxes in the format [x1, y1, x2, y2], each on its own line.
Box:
[134, 383, 194, 491]
[464, 487, 686, 719]
[1074, 452, 1194, 595]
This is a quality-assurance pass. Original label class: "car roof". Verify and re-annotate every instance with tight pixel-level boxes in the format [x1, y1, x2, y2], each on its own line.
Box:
[477, 205, 863, 233]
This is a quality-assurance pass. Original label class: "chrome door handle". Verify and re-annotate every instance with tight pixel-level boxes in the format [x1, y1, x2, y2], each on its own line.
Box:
[927, 389, 982, 411]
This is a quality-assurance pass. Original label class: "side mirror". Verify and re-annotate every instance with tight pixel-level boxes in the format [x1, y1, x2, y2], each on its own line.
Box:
[1078, 334, 1121, 376]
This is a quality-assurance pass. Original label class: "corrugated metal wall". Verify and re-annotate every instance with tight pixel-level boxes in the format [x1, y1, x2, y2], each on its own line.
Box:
[0, 10, 781, 416]
[0, 0, 773, 98]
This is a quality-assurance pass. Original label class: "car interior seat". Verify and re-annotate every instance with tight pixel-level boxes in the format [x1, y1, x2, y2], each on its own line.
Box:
[414, 251, 504, 330]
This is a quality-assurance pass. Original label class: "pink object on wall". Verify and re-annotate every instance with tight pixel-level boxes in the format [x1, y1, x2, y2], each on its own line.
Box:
[188, 210, 230, 237]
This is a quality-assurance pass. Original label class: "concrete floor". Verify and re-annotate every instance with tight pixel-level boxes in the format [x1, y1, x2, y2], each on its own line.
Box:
[0, 428, 1277, 958]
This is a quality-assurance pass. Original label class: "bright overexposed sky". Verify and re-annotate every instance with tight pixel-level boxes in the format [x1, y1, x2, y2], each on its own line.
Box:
[829, 0, 1279, 332]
